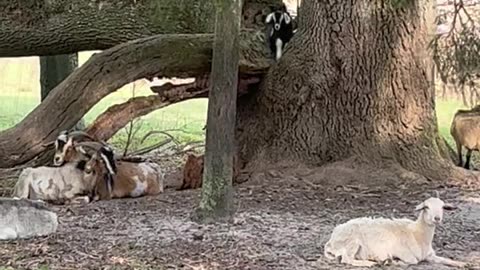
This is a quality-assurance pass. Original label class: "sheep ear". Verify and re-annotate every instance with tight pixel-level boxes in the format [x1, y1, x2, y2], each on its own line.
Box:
[265, 13, 274, 23]
[415, 202, 426, 211]
[443, 203, 457, 211]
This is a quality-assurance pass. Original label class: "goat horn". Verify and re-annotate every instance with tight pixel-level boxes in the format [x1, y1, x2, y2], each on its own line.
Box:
[74, 141, 106, 152]
[67, 131, 96, 140]
[433, 190, 440, 198]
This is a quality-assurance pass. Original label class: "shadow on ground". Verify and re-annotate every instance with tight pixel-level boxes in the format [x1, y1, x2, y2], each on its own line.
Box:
[0, 166, 479, 270]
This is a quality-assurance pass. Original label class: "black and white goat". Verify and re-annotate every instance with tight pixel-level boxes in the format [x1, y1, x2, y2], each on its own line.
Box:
[265, 7, 294, 61]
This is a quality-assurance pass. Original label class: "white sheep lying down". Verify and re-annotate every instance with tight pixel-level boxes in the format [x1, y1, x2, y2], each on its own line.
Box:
[324, 194, 466, 267]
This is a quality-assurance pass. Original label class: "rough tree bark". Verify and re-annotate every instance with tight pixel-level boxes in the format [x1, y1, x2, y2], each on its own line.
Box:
[193, 0, 242, 223]
[236, 0, 472, 184]
[40, 53, 85, 130]
[0, 0, 281, 56]
[0, 32, 270, 168]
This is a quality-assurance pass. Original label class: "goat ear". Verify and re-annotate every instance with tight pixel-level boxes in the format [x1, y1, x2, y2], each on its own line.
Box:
[65, 137, 74, 148]
[443, 203, 457, 211]
[415, 202, 426, 211]
[284, 13, 291, 24]
[265, 13, 274, 23]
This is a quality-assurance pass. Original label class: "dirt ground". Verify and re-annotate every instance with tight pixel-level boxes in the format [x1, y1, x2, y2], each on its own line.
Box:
[0, 158, 479, 270]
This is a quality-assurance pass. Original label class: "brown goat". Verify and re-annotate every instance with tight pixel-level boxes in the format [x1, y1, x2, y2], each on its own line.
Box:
[78, 143, 164, 201]
[450, 105, 480, 169]
[179, 154, 204, 190]
[178, 153, 241, 190]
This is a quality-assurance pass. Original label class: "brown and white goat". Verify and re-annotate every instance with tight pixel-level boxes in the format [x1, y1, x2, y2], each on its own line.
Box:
[77, 142, 165, 201]
[53, 130, 99, 166]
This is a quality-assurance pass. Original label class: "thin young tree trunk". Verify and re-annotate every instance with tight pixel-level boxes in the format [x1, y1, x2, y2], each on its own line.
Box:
[193, 0, 243, 223]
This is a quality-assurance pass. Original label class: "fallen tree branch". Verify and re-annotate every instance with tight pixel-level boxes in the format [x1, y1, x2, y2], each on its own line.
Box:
[86, 83, 209, 141]
[0, 31, 270, 168]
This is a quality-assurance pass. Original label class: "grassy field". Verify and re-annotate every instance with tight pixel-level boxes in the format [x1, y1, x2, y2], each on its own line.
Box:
[0, 52, 470, 154]
[0, 52, 208, 152]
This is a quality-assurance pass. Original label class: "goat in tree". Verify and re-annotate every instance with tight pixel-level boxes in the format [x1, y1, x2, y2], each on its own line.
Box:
[265, 5, 294, 61]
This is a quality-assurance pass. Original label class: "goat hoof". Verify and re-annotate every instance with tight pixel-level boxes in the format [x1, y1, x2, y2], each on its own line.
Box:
[382, 258, 393, 266]
[70, 196, 90, 204]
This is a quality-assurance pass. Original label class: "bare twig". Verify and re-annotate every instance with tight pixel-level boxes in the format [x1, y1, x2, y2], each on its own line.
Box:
[127, 138, 173, 156]
[122, 82, 138, 156]
[140, 129, 184, 145]
[431, 0, 480, 106]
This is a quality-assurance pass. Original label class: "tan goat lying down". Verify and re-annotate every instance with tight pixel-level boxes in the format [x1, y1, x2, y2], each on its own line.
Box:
[324, 193, 466, 267]
[78, 142, 164, 201]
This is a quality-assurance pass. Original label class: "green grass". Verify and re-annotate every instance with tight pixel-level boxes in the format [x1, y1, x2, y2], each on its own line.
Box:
[435, 99, 467, 147]
[0, 52, 208, 152]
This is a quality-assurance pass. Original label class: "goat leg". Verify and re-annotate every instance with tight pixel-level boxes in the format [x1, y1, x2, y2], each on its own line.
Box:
[68, 196, 91, 204]
[426, 254, 466, 267]
[456, 141, 463, 167]
[464, 149, 472, 170]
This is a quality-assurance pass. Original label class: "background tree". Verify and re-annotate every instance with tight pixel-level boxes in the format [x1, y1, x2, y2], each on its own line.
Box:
[40, 53, 85, 130]
[431, 0, 480, 106]
[193, 0, 243, 223]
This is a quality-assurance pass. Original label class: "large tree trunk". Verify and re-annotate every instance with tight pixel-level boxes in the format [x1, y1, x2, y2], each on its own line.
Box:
[0, 32, 270, 168]
[236, 1, 471, 184]
[0, 0, 281, 57]
[194, 0, 242, 223]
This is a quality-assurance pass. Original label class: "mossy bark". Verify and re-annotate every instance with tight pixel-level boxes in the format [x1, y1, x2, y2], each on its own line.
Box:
[193, 0, 243, 223]
[0, 0, 282, 57]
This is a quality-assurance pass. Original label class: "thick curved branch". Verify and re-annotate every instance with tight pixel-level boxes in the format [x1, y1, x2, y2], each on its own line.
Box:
[88, 73, 263, 141]
[0, 0, 282, 57]
[0, 31, 271, 168]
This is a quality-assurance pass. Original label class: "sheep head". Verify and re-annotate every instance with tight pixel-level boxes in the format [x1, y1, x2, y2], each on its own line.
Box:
[415, 193, 457, 226]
